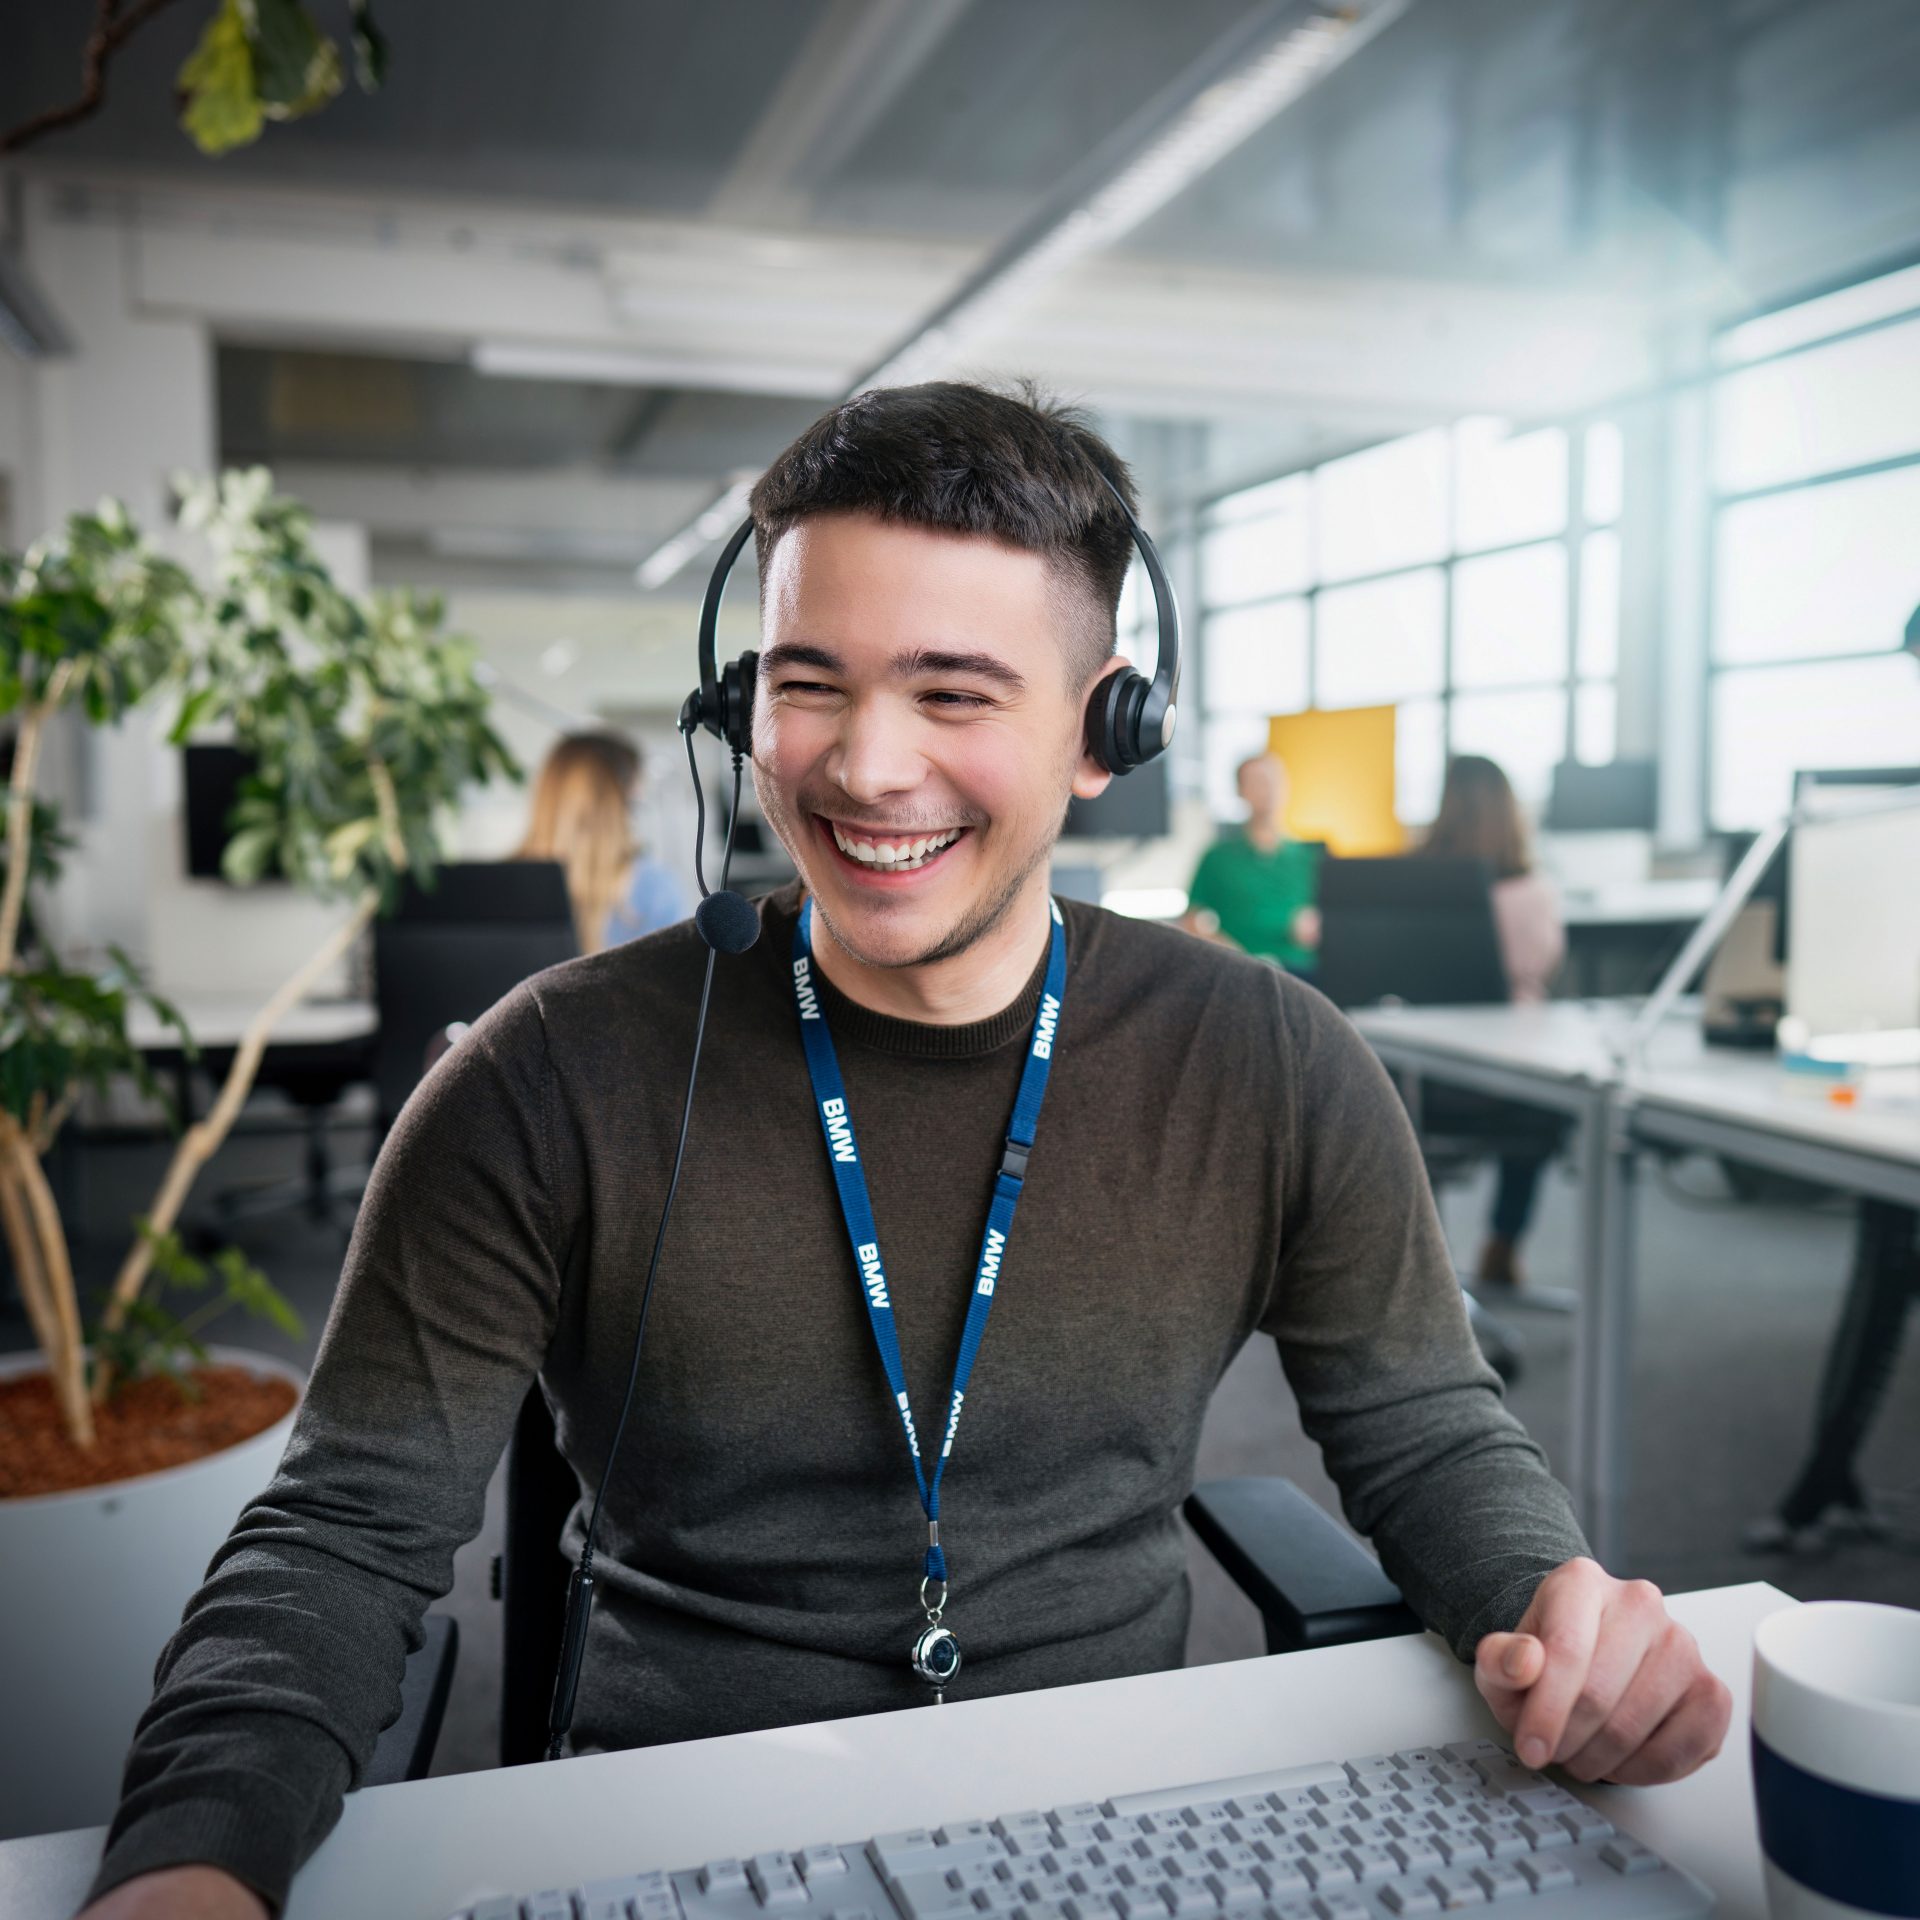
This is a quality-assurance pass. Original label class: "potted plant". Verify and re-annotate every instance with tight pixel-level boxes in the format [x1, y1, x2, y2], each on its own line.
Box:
[0, 471, 517, 1838]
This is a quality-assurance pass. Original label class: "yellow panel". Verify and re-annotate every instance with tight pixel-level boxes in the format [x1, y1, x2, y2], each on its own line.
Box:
[1268, 706, 1404, 855]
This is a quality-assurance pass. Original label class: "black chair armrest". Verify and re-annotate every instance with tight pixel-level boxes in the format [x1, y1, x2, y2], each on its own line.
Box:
[1185, 1477, 1420, 1656]
[361, 1612, 459, 1787]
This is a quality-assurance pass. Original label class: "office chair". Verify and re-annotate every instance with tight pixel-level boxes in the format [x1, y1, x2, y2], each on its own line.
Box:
[371, 860, 580, 1136]
[370, 1387, 1421, 1783]
[1314, 857, 1564, 1372]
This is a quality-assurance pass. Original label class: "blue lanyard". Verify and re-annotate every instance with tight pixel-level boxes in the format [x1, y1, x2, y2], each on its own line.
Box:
[792, 895, 1066, 1586]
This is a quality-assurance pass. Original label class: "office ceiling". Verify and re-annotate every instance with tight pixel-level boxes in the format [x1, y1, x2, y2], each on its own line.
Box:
[10, 0, 1920, 581]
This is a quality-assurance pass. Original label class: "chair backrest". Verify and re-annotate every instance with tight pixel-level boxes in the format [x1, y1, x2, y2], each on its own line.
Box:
[371, 860, 578, 1127]
[500, 1385, 580, 1767]
[1314, 855, 1509, 1009]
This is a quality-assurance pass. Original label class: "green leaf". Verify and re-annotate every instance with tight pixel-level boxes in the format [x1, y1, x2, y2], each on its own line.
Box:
[178, 0, 265, 156]
[250, 0, 344, 119]
[167, 684, 221, 746]
[350, 0, 389, 90]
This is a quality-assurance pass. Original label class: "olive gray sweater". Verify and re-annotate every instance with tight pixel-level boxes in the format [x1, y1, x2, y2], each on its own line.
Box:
[91, 885, 1586, 1912]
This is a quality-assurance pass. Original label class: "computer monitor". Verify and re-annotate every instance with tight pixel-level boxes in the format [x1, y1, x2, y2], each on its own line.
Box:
[1062, 759, 1170, 840]
[1313, 856, 1508, 1009]
[1545, 760, 1657, 833]
[183, 743, 283, 882]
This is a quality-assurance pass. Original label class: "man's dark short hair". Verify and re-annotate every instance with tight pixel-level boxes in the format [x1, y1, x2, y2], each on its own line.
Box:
[749, 380, 1137, 692]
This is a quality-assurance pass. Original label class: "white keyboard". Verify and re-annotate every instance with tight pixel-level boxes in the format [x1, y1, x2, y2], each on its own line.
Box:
[447, 1737, 1714, 1920]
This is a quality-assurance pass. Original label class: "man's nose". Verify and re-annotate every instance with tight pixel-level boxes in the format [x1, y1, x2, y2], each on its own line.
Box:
[828, 697, 925, 805]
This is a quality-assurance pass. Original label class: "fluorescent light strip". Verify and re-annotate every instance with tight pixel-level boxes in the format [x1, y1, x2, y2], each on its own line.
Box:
[472, 339, 842, 398]
[636, 1, 1412, 589]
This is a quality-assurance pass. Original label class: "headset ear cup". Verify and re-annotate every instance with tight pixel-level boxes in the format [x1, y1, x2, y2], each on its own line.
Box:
[720, 652, 759, 756]
[1091, 666, 1148, 774]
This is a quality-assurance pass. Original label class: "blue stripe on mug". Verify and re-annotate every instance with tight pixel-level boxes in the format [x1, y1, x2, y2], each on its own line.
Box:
[1753, 1731, 1920, 1916]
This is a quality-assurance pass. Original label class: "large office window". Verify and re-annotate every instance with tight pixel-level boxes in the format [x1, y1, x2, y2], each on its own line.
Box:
[1198, 417, 1620, 824]
[1707, 266, 1920, 829]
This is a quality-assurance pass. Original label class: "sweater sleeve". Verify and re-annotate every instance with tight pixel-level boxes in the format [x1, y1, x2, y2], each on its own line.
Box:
[85, 981, 576, 1915]
[1258, 977, 1589, 1659]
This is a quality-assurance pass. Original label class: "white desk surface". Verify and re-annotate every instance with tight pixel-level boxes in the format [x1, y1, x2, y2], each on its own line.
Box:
[124, 996, 377, 1053]
[1625, 1047, 1920, 1170]
[1559, 879, 1719, 929]
[1347, 1000, 1636, 1088]
[0, 1584, 1791, 1920]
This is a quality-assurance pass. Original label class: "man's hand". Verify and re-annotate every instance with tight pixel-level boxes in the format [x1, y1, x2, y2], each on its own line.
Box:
[76, 1864, 269, 1919]
[1474, 1558, 1732, 1786]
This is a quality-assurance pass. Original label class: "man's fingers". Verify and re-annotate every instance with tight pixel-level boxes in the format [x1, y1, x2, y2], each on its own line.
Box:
[1557, 1621, 1704, 1783]
[1508, 1567, 1606, 1768]
[1474, 1631, 1546, 1713]
[1593, 1670, 1735, 1787]
[1542, 1579, 1667, 1765]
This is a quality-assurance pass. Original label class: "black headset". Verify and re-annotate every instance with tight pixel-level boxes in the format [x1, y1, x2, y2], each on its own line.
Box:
[546, 472, 1185, 1761]
[680, 473, 1182, 778]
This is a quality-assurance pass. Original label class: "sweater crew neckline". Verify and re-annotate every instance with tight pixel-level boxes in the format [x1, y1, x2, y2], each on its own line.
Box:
[763, 885, 1054, 1059]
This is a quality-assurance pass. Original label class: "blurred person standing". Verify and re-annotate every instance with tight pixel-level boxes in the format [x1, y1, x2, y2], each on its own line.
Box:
[1181, 752, 1322, 970]
[515, 731, 689, 953]
[1420, 754, 1567, 1289]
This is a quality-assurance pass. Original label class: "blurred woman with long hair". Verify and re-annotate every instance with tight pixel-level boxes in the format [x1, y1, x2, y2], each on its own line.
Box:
[515, 731, 688, 954]
[1421, 754, 1566, 1289]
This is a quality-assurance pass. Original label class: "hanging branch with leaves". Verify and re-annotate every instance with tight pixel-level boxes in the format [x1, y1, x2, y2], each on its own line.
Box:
[2, 0, 388, 158]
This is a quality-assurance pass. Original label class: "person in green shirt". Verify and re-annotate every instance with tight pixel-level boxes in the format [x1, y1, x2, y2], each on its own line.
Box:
[1181, 751, 1323, 969]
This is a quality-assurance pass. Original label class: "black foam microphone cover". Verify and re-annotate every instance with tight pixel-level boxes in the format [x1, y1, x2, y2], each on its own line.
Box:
[694, 889, 760, 954]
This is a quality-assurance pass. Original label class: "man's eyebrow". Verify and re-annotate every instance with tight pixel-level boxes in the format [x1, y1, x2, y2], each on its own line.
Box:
[760, 642, 845, 675]
[891, 647, 1027, 692]
[760, 641, 1028, 693]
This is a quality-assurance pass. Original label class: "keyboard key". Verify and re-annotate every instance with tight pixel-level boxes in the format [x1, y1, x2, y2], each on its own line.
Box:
[1515, 1818, 1573, 1851]
[1478, 1824, 1530, 1863]
[1517, 1858, 1575, 1893]
[1001, 1814, 1055, 1839]
[1267, 1903, 1319, 1920]
[1203, 1873, 1264, 1910]
[1387, 1835, 1445, 1873]
[1422, 1869, 1488, 1910]
[1058, 1807, 1106, 1828]
[1469, 1863, 1529, 1902]
[1441, 1742, 1507, 1767]
[754, 1874, 810, 1910]
[1161, 1883, 1217, 1917]
[1313, 1896, 1369, 1920]
[1378, 1879, 1442, 1916]
[1393, 1752, 1444, 1772]
[1433, 1835, 1490, 1867]
[1558, 1809, 1614, 1845]
[893, 1872, 988, 1918]
[1505, 1786, 1580, 1819]
[1301, 1857, 1357, 1890]
[524, 1898, 571, 1920]
[1252, 1861, 1311, 1898]
[798, 1848, 850, 1881]
[1340, 1847, 1397, 1884]
[703, 1860, 752, 1894]
[1600, 1839, 1663, 1876]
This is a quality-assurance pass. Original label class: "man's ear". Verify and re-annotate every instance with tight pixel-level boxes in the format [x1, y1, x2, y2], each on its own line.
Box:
[1071, 657, 1134, 801]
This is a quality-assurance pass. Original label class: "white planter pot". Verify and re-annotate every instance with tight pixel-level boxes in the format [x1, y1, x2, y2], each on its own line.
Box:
[0, 1344, 304, 1842]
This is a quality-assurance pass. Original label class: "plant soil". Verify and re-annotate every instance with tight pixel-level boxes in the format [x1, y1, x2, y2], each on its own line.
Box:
[0, 1366, 297, 1499]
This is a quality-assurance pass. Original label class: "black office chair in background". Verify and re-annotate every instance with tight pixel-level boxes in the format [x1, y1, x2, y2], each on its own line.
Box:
[365, 1389, 1421, 1784]
[370, 860, 580, 1137]
[1315, 855, 1575, 1376]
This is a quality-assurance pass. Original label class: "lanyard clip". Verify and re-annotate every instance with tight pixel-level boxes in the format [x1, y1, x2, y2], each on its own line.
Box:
[999, 1136, 1030, 1184]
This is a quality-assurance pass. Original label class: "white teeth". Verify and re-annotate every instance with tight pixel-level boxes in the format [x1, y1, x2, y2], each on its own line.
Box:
[829, 822, 962, 870]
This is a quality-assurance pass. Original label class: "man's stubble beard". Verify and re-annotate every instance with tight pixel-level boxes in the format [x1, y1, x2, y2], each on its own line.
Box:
[755, 760, 1064, 974]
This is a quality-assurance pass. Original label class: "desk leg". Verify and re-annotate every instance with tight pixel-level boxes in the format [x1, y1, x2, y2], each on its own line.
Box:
[1585, 1105, 1640, 1572]
[1569, 1092, 1605, 1547]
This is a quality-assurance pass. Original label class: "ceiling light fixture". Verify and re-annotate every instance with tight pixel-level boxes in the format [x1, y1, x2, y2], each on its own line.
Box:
[635, 0, 1414, 591]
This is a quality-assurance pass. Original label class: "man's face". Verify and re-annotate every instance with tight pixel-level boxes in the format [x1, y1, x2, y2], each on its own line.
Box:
[752, 511, 1116, 971]
[1238, 756, 1286, 823]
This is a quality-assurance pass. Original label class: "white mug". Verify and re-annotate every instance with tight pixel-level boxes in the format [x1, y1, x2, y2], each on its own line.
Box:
[1752, 1601, 1920, 1919]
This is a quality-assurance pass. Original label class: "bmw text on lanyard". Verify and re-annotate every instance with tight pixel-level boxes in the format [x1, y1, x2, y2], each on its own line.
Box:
[791, 894, 1066, 1702]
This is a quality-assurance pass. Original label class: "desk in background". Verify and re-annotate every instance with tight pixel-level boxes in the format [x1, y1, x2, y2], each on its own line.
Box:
[0, 1583, 1791, 1920]
[1350, 999, 1920, 1568]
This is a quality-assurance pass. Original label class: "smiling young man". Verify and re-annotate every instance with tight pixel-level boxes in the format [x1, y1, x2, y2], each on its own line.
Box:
[82, 385, 1728, 1920]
